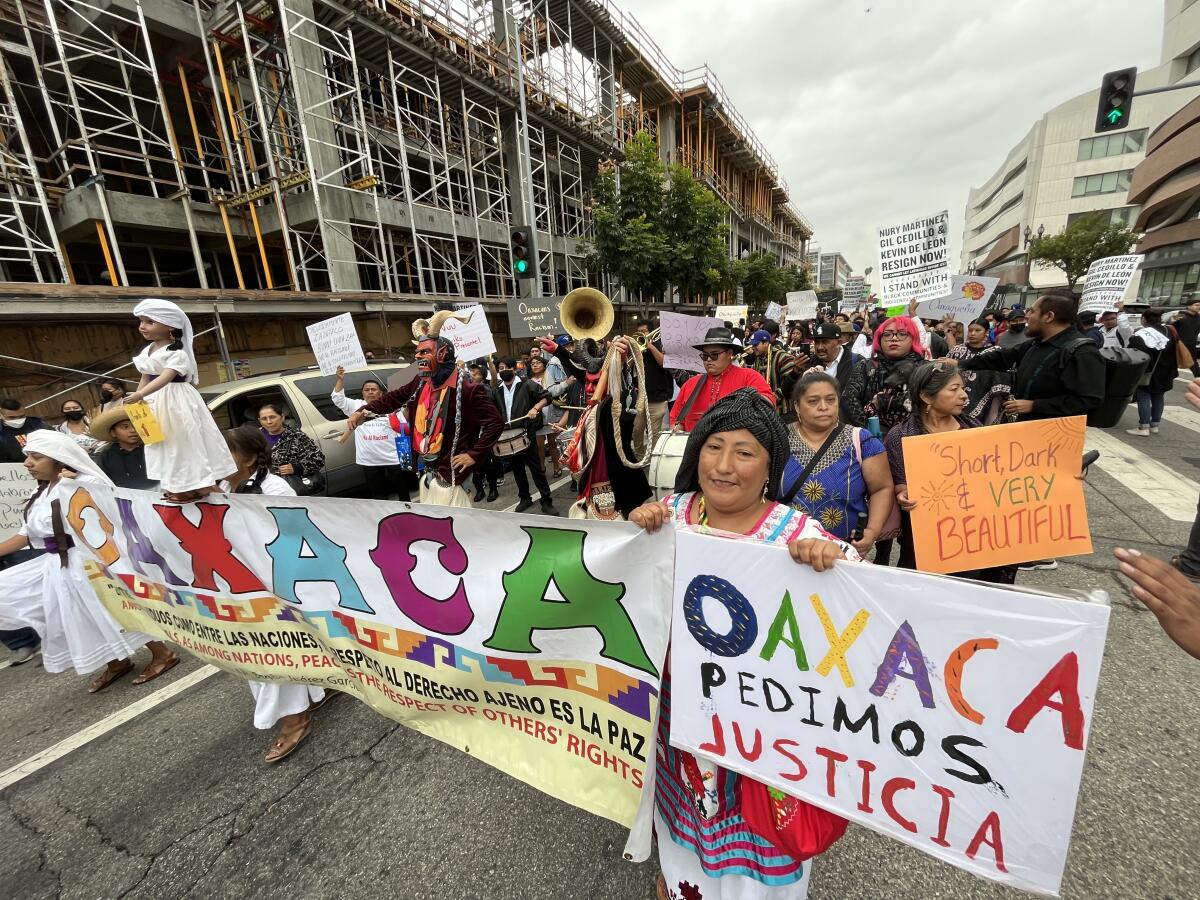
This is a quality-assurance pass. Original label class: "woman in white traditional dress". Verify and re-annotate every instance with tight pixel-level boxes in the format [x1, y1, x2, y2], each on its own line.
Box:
[223, 427, 328, 763]
[0, 431, 179, 692]
[126, 299, 236, 502]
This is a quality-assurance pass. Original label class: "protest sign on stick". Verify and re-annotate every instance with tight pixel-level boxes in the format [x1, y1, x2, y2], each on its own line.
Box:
[917, 275, 1000, 324]
[306, 313, 367, 375]
[507, 296, 561, 338]
[1078, 255, 1143, 314]
[68, 483, 671, 836]
[786, 290, 819, 321]
[877, 210, 951, 306]
[842, 277, 866, 306]
[670, 531, 1109, 896]
[438, 304, 496, 359]
[903, 416, 1092, 573]
[0, 463, 34, 541]
[660, 311, 721, 373]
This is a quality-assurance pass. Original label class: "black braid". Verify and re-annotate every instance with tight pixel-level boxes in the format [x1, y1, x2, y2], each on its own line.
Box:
[22, 481, 48, 523]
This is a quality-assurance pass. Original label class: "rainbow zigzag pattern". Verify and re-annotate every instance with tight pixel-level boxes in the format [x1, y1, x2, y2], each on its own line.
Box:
[91, 564, 658, 722]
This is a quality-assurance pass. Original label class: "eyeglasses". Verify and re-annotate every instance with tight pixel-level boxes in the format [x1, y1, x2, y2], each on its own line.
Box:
[880, 330, 910, 340]
[699, 350, 729, 361]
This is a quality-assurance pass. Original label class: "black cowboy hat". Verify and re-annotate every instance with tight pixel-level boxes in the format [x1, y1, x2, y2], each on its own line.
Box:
[692, 326, 743, 351]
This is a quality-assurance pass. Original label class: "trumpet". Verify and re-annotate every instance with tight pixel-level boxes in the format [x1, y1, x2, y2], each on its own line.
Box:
[628, 327, 660, 351]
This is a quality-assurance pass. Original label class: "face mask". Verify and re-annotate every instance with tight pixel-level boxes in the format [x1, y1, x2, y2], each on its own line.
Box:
[3, 417, 25, 428]
[499, 370, 515, 383]
[99, 390, 114, 403]
[64, 410, 85, 422]
[1009, 323, 1026, 333]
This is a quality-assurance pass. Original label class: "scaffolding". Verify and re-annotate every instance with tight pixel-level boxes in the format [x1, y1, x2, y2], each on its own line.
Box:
[0, 0, 811, 300]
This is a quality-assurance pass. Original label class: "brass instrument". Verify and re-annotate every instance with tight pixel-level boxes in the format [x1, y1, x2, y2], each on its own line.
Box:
[559, 286, 614, 341]
[629, 327, 660, 351]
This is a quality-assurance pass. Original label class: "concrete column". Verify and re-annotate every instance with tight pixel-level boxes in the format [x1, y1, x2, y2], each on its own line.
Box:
[657, 106, 677, 165]
[282, 0, 361, 292]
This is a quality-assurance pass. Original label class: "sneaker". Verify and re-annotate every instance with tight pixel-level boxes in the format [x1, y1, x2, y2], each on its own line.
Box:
[515, 498, 534, 513]
[540, 501, 560, 516]
[9, 644, 39, 666]
[1149, 424, 1160, 434]
[1125, 427, 1149, 437]
[1019, 559, 1058, 571]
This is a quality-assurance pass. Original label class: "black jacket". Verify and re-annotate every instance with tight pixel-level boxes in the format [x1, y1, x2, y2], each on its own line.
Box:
[94, 442, 157, 490]
[491, 378, 547, 431]
[958, 327, 1104, 420]
[828, 347, 863, 395]
[1129, 325, 1180, 393]
[1175, 309, 1200, 352]
[0, 417, 48, 463]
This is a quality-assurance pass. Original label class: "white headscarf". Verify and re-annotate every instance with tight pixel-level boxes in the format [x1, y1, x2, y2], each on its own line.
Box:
[133, 298, 198, 384]
[23, 430, 114, 485]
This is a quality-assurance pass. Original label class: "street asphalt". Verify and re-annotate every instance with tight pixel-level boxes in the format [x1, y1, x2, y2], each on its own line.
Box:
[1, 381, 1197, 900]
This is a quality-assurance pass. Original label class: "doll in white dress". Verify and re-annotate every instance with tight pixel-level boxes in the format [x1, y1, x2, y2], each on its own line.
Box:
[127, 299, 236, 501]
[0, 431, 179, 693]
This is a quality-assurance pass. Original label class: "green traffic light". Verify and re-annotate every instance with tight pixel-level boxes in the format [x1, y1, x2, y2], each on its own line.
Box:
[515, 259, 528, 273]
[1106, 109, 1122, 123]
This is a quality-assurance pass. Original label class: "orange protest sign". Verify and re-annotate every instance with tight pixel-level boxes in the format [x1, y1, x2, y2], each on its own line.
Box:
[901, 416, 1091, 573]
[124, 401, 164, 445]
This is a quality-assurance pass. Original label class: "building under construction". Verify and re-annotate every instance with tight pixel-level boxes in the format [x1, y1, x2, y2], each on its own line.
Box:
[0, 0, 812, 402]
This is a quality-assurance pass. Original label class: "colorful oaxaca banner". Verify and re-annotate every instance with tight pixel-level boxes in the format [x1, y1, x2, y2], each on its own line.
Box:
[670, 530, 1109, 896]
[62, 483, 673, 832]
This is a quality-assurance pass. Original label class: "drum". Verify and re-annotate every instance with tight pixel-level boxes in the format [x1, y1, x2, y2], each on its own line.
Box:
[647, 430, 689, 498]
[494, 426, 531, 458]
[555, 426, 577, 464]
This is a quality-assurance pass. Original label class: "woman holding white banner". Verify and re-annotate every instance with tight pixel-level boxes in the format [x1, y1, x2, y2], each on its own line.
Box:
[0, 431, 179, 692]
[222, 427, 327, 763]
[630, 389, 857, 900]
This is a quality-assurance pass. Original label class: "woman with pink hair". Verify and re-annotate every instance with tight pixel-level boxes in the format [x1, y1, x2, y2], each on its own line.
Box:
[842, 316, 927, 432]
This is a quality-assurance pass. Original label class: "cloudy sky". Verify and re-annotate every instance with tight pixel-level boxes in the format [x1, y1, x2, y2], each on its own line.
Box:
[617, 0, 1164, 275]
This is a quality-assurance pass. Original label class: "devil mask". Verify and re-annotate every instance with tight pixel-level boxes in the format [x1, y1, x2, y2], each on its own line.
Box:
[416, 336, 456, 385]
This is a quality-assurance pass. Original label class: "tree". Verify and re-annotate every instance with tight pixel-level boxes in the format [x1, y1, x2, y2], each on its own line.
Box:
[1026, 213, 1139, 295]
[733, 251, 802, 312]
[587, 131, 730, 309]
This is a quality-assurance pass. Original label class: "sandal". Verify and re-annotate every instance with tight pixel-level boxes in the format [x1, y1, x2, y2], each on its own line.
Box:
[88, 660, 134, 693]
[264, 710, 314, 764]
[132, 651, 180, 685]
[656, 874, 670, 900]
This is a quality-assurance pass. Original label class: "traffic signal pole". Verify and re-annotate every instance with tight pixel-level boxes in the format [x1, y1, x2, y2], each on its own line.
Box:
[512, 16, 542, 298]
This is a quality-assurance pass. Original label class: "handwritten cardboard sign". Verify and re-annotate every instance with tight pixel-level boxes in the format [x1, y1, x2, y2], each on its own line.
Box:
[715, 304, 748, 324]
[306, 313, 367, 376]
[902, 416, 1092, 573]
[124, 401, 164, 445]
[0, 463, 35, 540]
[507, 296, 562, 338]
[786, 290, 818, 321]
[842, 276, 866, 305]
[671, 530, 1109, 896]
[659, 311, 721, 373]
[917, 275, 1000, 324]
[438, 304, 496, 360]
[765, 301, 785, 323]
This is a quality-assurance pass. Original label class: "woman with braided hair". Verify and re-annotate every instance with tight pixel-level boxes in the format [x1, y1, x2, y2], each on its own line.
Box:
[629, 389, 858, 900]
[0, 431, 178, 693]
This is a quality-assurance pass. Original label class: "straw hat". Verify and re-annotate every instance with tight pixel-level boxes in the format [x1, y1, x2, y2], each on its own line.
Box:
[89, 406, 132, 441]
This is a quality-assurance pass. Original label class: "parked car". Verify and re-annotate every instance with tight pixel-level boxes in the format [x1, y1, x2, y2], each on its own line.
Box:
[200, 362, 414, 496]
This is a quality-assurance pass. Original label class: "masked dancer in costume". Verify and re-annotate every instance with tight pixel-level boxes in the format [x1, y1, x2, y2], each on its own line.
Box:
[348, 311, 502, 507]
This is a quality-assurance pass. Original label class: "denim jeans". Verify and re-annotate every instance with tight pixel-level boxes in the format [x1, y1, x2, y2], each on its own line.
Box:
[1135, 386, 1165, 426]
[1181, 492, 1200, 577]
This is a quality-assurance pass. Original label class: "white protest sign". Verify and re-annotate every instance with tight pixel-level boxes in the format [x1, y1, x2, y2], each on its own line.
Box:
[306, 313, 366, 376]
[786, 290, 818, 321]
[877, 210, 951, 305]
[0, 463, 35, 540]
[659, 311, 721, 373]
[670, 531, 1109, 896]
[715, 304, 748, 324]
[765, 301, 785, 324]
[1079, 255, 1143, 314]
[842, 276, 866, 306]
[438, 305, 496, 360]
[916, 275, 1001, 324]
